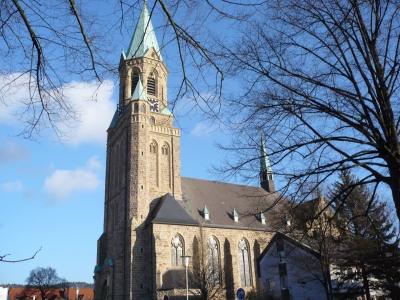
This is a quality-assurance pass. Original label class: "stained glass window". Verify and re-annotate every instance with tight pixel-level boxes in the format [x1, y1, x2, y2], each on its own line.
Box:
[208, 236, 220, 284]
[171, 235, 184, 266]
[238, 239, 251, 286]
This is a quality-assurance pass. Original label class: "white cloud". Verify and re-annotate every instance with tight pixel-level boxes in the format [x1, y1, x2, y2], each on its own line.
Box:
[0, 141, 30, 165]
[0, 73, 116, 146]
[1, 180, 23, 191]
[191, 122, 217, 136]
[0, 73, 29, 125]
[61, 81, 116, 146]
[43, 156, 102, 201]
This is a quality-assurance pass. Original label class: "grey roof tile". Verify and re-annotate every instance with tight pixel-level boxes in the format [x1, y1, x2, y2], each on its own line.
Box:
[177, 177, 290, 230]
[148, 193, 198, 226]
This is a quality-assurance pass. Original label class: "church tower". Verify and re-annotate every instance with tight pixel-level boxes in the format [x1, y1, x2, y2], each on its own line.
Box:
[94, 2, 181, 299]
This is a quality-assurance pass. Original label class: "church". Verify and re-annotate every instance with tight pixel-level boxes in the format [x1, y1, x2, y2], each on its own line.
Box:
[93, 3, 327, 300]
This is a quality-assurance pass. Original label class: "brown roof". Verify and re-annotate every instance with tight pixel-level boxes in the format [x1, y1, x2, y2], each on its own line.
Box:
[150, 177, 290, 231]
[7, 288, 93, 300]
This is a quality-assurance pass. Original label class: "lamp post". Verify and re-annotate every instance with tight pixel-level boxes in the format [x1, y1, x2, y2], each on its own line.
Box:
[181, 255, 191, 300]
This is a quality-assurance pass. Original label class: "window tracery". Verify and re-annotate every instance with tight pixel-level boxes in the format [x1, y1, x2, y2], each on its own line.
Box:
[238, 238, 251, 286]
[161, 144, 169, 155]
[208, 236, 220, 284]
[149, 142, 156, 153]
[171, 235, 184, 266]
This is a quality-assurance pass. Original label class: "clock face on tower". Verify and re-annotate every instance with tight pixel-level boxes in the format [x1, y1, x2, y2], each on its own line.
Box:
[148, 98, 159, 112]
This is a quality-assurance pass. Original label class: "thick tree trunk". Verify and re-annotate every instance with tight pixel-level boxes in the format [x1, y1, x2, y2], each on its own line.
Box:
[361, 262, 371, 300]
[387, 163, 400, 223]
[326, 266, 334, 300]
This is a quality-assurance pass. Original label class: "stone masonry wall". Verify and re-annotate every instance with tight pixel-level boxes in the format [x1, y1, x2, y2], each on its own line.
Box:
[152, 224, 275, 300]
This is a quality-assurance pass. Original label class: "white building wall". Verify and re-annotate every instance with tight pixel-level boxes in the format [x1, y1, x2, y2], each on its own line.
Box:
[258, 240, 327, 300]
[0, 288, 9, 300]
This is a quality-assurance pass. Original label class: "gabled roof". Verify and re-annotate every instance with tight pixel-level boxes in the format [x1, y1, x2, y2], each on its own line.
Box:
[257, 232, 321, 264]
[146, 193, 198, 226]
[125, 3, 163, 61]
[160, 106, 173, 116]
[146, 178, 290, 230]
[108, 109, 119, 129]
[178, 177, 289, 230]
[131, 77, 148, 101]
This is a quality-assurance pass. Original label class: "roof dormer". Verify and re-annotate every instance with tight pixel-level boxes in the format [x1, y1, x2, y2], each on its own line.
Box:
[203, 205, 210, 220]
[232, 208, 239, 223]
[259, 212, 266, 225]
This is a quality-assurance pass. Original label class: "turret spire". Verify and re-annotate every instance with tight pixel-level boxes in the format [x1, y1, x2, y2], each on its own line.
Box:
[124, 2, 163, 61]
[260, 133, 275, 192]
[131, 76, 147, 101]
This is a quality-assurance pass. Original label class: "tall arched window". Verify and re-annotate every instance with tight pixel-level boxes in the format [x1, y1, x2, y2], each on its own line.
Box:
[161, 144, 169, 155]
[149, 140, 158, 187]
[131, 71, 139, 96]
[149, 142, 156, 153]
[171, 235, 184, 266]
[208, 236, 220, 284]
[134, 103, 139, 113]
[147, 74, 156, 96]
[140, 104, 146, 113]
[238, 239, 251, 286]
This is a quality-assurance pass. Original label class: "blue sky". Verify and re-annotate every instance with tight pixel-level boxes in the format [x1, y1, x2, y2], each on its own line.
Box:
[0, 0, 234, 282]
[0, 75, 229, 283]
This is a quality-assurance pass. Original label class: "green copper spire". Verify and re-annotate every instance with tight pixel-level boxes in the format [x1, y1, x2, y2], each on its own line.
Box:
[260, 133, 275, 193]
[260, 134, 273, 178]
[124, 2, 163, 61]
[131, 76, 148, 101]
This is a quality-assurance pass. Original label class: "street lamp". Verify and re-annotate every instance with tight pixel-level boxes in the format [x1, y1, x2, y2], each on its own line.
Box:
[181, 255, 191, 300]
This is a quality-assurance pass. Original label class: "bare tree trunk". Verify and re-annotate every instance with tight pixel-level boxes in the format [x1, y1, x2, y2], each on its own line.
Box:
[361, 262, 371, 300]
[388, 163, 400, 222]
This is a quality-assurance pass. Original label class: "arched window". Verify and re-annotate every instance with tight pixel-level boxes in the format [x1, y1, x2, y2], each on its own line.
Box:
[147, 75, 156, 96]
[149, 142, 156, 153]
[208, 236, 220, 284]
[149, 117, 155, 125]
[238, 239, 251, 286]
[131, 71, 139, 96]
[161, 144, 169, 155]
[134, 103, 139, 113]
[171, 235, 184, 266]
[140, 104, 146, 113]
